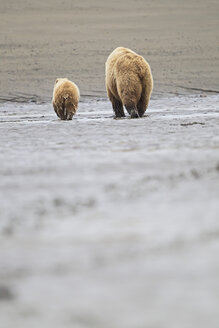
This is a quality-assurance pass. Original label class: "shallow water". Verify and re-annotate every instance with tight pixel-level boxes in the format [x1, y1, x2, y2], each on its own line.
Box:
[0, 95, 219, 328]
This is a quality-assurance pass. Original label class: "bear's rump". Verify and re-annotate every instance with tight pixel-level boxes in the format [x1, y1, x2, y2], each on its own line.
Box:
[114, 68, 142, 104]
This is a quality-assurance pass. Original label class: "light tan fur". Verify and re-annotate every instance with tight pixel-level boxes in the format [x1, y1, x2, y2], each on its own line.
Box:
[105, 47, 153, 118]
[52, 78, 80, 120]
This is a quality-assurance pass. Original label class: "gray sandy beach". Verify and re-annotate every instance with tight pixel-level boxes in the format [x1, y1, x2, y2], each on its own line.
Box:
[0, 1, 219, 328]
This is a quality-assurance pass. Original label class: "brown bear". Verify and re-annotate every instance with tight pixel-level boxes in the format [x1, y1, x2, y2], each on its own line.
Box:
[105, 47, 153, 118]
[52, 78, 80, 120]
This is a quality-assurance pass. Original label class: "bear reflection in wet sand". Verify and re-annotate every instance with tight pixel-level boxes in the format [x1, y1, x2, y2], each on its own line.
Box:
[52, 78, 80, 120]
[105, 47, 153, 118]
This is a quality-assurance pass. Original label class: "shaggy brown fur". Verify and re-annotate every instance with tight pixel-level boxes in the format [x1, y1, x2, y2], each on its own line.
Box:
[105, 47, 153, 118]
[52, 78, 80, 120]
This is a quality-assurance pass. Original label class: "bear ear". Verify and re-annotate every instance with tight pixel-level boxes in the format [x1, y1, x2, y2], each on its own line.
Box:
[55, 78, 59, 84]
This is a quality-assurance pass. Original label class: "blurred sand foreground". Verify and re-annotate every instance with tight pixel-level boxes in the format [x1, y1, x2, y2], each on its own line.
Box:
[0, 0, 219, 103]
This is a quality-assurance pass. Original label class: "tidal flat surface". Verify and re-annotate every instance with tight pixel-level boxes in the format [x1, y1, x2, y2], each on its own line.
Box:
[0, 95, 219, 328]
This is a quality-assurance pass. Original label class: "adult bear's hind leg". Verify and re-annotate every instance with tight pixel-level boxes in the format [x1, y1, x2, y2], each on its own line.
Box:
[107, 89, 125, 118]
[137, 87, 151, 117]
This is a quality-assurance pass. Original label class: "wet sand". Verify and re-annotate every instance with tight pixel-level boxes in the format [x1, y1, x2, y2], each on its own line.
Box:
[0, 0, 219, 102]
[0, 96, 219, 327]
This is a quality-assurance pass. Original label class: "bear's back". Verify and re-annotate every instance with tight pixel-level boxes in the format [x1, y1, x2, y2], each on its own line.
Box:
[53, 79, 79, 104]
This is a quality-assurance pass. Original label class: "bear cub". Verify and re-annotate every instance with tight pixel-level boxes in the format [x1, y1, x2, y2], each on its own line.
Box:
[52, 78, 80, 120]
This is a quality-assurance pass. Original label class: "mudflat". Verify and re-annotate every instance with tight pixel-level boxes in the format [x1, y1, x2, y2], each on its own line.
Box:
[0, 0, 219, 102]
